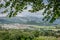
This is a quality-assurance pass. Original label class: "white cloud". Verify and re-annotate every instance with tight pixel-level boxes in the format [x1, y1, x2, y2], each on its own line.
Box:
[0, 9, 44, 17]
[0, 14, 8, 17]
[16, 9, 44, 18]
[0, 2, 44, 17]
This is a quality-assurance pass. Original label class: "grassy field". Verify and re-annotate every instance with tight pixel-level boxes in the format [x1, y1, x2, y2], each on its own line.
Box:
[0, 25, 60, 40]
[32, 25, 56, 29]
[32, 25, 60, 31]
[34, 36, 57, 40]
[0, 29, 60, 40]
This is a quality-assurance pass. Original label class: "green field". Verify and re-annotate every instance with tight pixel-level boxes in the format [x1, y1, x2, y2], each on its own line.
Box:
[0, 29, 60, 40]
[32, 25, 60, 31]
[34, 36, 57, 40]
[0, 25, 60, 40]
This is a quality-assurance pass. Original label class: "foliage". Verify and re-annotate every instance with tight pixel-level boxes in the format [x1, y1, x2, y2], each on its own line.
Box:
[43, 0, 60, 23]
[0, 0, 44, 17]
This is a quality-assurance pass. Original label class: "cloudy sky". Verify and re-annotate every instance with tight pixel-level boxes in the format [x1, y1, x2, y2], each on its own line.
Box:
[0, 7, 44, 18]
[0, 0, 48, 17]
[0, 0, 60, 24]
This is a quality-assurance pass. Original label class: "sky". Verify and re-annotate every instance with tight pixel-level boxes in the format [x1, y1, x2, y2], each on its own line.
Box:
[0, 0, 47, 17]
[0, 6, 44, 17]
[0, 0, 60, 24]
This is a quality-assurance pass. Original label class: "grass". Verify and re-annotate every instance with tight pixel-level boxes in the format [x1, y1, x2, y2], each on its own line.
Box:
[0, 25, 60, 40]
[32, 25, 60, 31]
[33, 25, 56, 29]
[34, 36, 57, 40]
[0, 29, 59, 40]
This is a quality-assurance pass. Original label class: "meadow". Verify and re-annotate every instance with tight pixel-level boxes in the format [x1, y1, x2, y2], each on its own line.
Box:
[0, 25, 60, 40]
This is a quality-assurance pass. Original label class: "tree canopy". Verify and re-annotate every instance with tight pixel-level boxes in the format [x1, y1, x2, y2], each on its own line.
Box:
[0, 0, 60, 23]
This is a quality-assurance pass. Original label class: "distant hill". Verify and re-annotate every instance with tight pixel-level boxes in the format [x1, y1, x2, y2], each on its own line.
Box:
[0, 16, 59, 26]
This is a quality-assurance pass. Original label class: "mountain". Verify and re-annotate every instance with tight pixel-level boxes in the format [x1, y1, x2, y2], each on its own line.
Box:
[0, 16, 60, 26]
[0, 16, 43, 23]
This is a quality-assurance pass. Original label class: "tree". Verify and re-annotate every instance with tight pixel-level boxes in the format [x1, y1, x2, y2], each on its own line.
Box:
[0, 0, 60, 23]
[43, 0, 60, 23]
